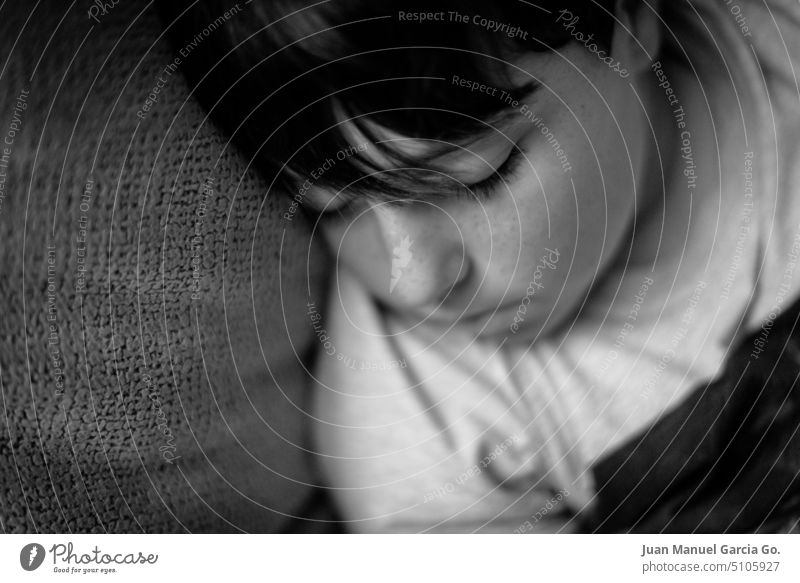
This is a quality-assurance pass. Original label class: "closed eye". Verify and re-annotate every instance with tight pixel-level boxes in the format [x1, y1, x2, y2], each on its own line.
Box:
[302, 146, 526, 221]
[463, 146, 526, 200]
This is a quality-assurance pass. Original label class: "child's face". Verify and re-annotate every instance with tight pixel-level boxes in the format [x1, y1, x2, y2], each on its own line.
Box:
[308, 40, 653, 338]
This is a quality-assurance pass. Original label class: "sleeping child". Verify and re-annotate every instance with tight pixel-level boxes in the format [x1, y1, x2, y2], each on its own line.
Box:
[163, 0, 800, 532]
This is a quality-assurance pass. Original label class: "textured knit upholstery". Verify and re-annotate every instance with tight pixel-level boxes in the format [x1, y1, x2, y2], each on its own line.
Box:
[0, 1, 331, 532]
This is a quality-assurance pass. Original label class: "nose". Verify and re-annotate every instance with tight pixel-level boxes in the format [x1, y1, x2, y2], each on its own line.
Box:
[372, 202, 471, 308]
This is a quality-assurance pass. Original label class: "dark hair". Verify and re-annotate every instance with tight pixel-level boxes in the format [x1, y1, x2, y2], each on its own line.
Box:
[158, 0, 616, 203]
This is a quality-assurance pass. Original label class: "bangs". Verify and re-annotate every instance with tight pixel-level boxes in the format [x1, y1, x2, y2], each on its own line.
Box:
[308, 97, 534, 204]
[159, 0, 616, 198]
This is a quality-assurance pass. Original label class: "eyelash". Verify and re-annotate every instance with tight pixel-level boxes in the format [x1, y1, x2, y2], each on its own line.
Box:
[465, 147, 526, 201]
[307, 147, 526, 221]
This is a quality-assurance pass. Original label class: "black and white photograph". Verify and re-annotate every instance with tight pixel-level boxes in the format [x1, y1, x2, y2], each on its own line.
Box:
[1, 0, 799, 579]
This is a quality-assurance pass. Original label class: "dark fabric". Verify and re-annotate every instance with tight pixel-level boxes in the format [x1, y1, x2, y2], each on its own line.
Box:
[0, 1, 331, 533]
[586, 298, 800, 533]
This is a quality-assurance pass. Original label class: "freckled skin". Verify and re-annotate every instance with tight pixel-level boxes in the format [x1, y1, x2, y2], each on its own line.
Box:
[315, 32, 664, 339]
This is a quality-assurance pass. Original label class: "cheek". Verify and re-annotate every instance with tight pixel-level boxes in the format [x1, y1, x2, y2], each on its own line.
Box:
[504, 159, 580, 264]
[570, 138, 638, 272]
[490, 141, 627, 316]
[529, 107, 635, 268]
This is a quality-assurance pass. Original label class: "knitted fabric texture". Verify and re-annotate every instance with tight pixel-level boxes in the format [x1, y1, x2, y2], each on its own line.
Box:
[0, 1, 330, 533]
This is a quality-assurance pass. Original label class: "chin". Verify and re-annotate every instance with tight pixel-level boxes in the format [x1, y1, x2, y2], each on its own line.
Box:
[414, 303, 527, 339]
[454, 302, 558, 342]
[384, 298, 549, 342]
[464, 311, 537, 340]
